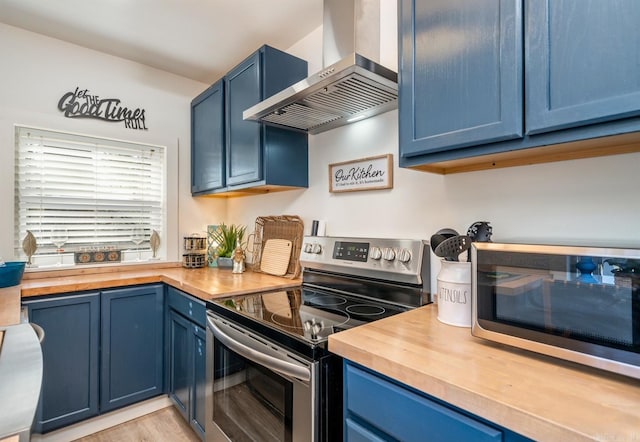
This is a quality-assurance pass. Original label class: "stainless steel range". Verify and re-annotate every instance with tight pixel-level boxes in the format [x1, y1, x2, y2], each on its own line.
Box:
[205, 236, 431, 442]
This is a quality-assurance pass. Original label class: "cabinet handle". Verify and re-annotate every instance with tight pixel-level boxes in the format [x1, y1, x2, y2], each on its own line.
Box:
[206, 315, 311, 382]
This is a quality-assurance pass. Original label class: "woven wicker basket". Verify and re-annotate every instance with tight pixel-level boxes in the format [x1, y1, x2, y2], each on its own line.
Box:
[250, 215, 304, 279]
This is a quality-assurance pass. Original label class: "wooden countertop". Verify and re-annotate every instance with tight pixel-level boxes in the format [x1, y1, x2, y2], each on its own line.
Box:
[329, 305, 640, 442]
[0, 286, 21, 326]
[20, 264, 301, 302]
[19, 266, 640, 440]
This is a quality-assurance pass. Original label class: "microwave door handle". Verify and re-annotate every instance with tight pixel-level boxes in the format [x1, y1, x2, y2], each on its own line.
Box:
[207, 315, 311, 382]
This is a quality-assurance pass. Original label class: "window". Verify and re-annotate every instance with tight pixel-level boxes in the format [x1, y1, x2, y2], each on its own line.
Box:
[14, 126, 165, 265]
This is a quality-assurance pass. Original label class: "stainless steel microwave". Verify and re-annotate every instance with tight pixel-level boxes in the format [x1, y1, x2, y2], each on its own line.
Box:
[472, 242, 640, 379]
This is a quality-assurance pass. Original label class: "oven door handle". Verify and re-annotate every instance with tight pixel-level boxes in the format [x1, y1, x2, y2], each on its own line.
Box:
[207, 315, 311, 382]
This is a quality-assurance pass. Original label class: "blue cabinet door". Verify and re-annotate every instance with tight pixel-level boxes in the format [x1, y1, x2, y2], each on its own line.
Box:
[191, 45, 307, 195]
[167, 287, 206, 440]
[344, 362, 533, 442]
[345, 418, 388, 442]
[526, 0, 640, 135]
[399, 0, 523, 157]
[168, 310, 191, 422]
[24, 292, 100, 433]
[344, 363, 502, 442]
[191, 80, 225, 193]
[100, 284, 164, 413]
[225, 51, 262, 186]
[260, 46, 309, 189]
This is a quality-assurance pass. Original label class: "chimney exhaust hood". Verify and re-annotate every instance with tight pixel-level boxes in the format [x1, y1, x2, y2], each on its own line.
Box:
[243, 0, 397, 135]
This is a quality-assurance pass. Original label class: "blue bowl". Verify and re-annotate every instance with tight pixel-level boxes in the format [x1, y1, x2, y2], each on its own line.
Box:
[0, 261, 27, 288]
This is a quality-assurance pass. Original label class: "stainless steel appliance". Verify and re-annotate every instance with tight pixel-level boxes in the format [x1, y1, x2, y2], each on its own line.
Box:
[205, 236, 431, 441]
[243, 0, 398, 134]
[472, 242, 640, 379]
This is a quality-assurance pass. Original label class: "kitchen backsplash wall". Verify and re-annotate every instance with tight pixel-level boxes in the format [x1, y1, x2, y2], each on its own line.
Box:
[0, 23, 225, 261]
[227, 6, 640, 251]
[229, 108, 640, 249]
[2, 10, 639, 264]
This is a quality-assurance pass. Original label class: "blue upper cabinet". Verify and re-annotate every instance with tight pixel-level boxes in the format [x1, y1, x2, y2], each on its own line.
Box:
[226, 52, 263, 186]
[192, 45, 309, 196]
[525, 0, 640, 135]
[399, 0, 640, 172]
[191, 80, 225, 193]
[399, 0, 523, 158]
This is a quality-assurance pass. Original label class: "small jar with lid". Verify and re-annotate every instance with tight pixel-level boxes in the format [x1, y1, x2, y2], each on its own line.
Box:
[182, 233, 206, 268]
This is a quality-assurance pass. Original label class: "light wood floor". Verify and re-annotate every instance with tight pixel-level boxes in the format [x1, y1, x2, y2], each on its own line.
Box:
[73, 406, 200, 442]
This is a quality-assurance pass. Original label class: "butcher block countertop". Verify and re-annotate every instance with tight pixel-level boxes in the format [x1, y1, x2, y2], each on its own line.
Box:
[329, 305, 640, 442]
[20, 263, 301, 301]
[0, 286, 21, 326]
[16, 265, 640, 440]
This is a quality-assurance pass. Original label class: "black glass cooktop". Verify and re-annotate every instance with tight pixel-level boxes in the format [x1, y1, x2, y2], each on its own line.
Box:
[210, 286, 409, 346]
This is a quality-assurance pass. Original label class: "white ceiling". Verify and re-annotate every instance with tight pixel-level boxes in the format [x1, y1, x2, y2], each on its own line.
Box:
[0, 0, 324, 84]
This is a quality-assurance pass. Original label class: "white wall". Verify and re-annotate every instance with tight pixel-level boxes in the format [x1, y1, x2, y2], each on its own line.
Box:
[0, 23, 225, 262]
[2, 11, 639, 266]
[227, 11, 640, 249]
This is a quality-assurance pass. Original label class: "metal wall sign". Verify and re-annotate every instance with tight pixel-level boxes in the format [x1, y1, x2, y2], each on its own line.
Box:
[57, 87, 148, 130]
[329, 154, 393, 193]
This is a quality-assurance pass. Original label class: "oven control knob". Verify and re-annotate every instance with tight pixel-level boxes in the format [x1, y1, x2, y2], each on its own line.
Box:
[369, 246, 382, 260]
[311, 243, 322, 254]
[382, 247, 396, 261]
[303, 243, 313, 253]
[396, 248, 412, 263]
[304, 320, 324, 337]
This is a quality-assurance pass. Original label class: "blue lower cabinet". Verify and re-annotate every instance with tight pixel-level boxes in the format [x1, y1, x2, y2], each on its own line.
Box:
[24, 292, 100, 433]
[100, 284, 165, 413]
[169, 311, 191, 421]
[167, 287, 206, 440]
[344, 362, 531, 442]
[23, 285, 166, 433]
[345, 418, 388, 442]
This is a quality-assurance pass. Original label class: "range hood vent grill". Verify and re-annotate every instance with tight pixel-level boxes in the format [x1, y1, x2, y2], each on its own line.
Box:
[258, 68, 397, 133]
[244, 0, 397, 134]
[305, 77, 396, 113]
[262, 104, 342, 132]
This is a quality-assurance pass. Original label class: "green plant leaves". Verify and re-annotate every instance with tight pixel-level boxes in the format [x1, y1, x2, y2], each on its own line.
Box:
[211, 223, 246, 258]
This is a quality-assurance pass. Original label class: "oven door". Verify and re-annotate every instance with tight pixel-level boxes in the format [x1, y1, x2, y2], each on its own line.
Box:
[205, 312, 317, 442]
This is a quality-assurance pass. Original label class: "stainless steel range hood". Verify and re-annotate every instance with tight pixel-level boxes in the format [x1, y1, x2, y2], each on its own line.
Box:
[243, 0, 397, 135]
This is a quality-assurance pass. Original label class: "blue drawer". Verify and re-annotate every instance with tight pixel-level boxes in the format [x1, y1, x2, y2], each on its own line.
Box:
[345, 363, 502, 442]
[167, 287, 206, 326]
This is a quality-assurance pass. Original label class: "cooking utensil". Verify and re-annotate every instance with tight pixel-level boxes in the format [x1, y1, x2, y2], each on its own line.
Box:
[260, 239, 293, 276]
[435, 228, 459, 237]
[430, 228, 459, 254]
[429, 234, 447, 253]
[467, 221, 492, 242]
[434, 235, 472, 261]
[466, 221, 493, 261]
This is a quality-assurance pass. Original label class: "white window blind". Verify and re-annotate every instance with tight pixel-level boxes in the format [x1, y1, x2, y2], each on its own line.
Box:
[14, 126, 165, 258]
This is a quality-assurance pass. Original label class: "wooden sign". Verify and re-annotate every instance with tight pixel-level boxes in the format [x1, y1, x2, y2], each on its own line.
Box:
[329, 154, 393, 193]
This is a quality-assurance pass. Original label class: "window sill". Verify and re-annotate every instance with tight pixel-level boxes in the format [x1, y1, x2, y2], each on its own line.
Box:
[22, 259, 180, 280]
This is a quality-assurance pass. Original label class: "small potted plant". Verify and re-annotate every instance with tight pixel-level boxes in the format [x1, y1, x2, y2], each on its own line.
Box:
[212, 223, 246, 268]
